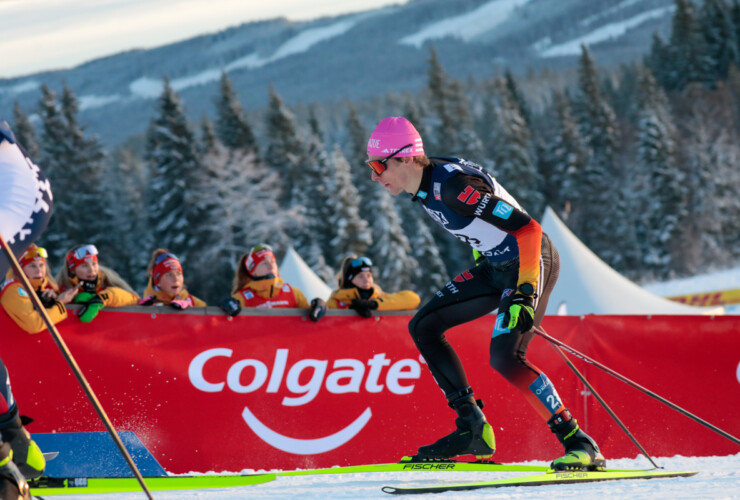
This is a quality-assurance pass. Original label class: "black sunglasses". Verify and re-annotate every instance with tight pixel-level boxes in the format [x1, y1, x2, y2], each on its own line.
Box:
[366, 143, 413, 176]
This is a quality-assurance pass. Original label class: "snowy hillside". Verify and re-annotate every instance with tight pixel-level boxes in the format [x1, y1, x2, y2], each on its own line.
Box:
[57, 454, 740, 499]
[0, 0, 675, 145]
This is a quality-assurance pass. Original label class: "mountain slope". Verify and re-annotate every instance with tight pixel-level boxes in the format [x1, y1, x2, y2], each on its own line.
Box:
[0, 0, 675, 145]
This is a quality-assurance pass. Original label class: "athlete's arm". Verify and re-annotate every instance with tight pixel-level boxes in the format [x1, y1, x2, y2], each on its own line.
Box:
[441, 174, 542, 292]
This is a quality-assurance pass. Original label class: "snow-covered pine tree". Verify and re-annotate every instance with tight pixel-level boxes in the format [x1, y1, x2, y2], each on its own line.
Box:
[107, 145, 152, 291]
[697, 0, 739, 84]
[199, 116, 219, 156]
[288, 133, 335, 282]
[214, 72, 258, 153]
[635, 66, 687, 280]
[666, 0, 706, 91]
[345, 103, 375, 202]
[264, 86, 306, 206]
[571, 45, 629, 268]
[504, 70, 533, 127]
[37, 84, 113, 266]
[487, 77, 543, 217]
[541, 91, 589, 221]
[190, 130, 288, 301]
[426, 46, 458, 152]
[366, 187, 418, 291]
[145, 78, 204, 270]
[12, 101, 40, 160]
[326, 145, 372, 264]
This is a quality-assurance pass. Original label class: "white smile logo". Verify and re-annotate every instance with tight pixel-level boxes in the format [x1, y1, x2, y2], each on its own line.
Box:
[189, 348, 421, 455]
[241, 406, 372, 454]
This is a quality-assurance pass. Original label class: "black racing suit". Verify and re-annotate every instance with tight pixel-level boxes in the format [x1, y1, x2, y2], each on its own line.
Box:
[408, 157, 563, 421]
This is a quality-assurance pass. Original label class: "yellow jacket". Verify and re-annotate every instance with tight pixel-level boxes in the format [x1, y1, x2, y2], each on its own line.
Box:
[327, 286, 420, 311]
[0, 277, 67, 334]
[142, 281, 206, 307]
[64, 275, 140, 307]
[232, 277, 309, 309]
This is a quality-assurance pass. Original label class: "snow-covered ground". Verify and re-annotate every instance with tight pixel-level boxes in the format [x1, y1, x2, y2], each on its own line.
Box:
[57, 454, 740, 499]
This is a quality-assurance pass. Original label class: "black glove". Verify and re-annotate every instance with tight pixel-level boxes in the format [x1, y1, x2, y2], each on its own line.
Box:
[350, 298, 378, 318]
[39, 291, 58, 308]
[80, 279, 98, 294]
[219, 297, 242, 317]
[503, 293, 535, 334]
[138, 295, 157, 306]
[309, 298, 327, 322]
[76, 294, 105, 323]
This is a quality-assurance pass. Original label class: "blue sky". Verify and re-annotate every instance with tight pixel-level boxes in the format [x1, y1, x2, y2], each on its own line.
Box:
[0, 0, 408, 78]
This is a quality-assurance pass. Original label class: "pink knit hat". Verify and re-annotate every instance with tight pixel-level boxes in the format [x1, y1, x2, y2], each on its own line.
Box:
[367, 117, 424, 157]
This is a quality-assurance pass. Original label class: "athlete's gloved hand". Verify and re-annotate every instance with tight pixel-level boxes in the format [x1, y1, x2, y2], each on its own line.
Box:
[308, 298, 327, 322]
[350, 298, 378, 318]
[74, 292, 105, 323]
[504, 293, 534, 334]
[138, 295, 157, 306]
[170, 299, 191, 310]
[219, 297, 241, 317]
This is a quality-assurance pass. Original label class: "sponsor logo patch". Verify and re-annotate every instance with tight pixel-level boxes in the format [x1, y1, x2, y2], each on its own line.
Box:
[433, 182, 442, 200]
[457, 186, 481, 205]
[493, 201, 514, 219]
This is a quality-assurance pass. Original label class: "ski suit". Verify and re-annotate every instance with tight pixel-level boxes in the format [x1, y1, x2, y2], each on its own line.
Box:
[327, 286, 420, 310]
[408, 157, 564, 421]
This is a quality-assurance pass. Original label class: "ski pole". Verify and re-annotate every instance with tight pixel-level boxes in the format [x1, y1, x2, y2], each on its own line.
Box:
[544, 337, 660, 468]
[535, 326, 740, 447]
[0, 236, 155, 500]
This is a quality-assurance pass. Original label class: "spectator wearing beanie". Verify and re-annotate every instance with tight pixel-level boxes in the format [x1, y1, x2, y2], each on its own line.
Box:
[138, 249, 206, 309]
[57, 244, 139, 323]
[327, 255, 420, 317]
[0, 244, 75, 333]
[218, 244, 326, 321]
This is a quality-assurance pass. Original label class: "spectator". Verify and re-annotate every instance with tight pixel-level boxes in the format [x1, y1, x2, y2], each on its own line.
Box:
[0, 244, 75, 334]
[138, 249, 206, 309]
[328, 256, 420, 317]
[219, 243, 326, 321]
[57, 244, 139, 323]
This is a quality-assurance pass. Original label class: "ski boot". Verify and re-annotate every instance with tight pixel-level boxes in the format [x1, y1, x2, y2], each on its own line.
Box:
[0, 441, 30, 500]
[0, 414, 45, 480]
[417, 391, 495, 460]
[548, 409, 605, 471]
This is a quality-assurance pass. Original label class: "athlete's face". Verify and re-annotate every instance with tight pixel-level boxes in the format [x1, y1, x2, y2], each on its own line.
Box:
[369, 156, 417, 196]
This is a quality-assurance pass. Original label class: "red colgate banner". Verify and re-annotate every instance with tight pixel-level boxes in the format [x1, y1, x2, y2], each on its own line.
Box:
[2, 308, 738, 472]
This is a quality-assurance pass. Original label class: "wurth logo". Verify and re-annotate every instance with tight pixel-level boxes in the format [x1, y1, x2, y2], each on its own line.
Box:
[453, 270, 473, 282]
[457, 186, 481, 205]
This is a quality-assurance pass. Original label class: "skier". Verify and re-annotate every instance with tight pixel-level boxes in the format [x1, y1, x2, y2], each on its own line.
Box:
[327, 255, 420, 316]
[365, 116, 605, 471]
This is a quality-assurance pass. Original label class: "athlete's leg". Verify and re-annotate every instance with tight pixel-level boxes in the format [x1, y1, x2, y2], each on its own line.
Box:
[409, 261, 503, 397]
[409, 261, 510, 459]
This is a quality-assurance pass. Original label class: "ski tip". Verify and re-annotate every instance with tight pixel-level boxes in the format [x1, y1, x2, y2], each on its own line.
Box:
[381, 486, 400, 494]
[42, 451, 59, 461]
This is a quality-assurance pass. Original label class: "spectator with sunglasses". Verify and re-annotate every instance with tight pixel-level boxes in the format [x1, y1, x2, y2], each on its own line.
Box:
[219, 244, 327, 322]
[57, 244, 139, 323]
[363, 116, 604, 472]
[327, 256, 420, 317]
[138, 249, 206, 309]
[0, 244, 76, 333]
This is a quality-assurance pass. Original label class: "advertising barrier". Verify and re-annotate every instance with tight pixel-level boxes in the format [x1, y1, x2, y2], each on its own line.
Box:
[2, 307, 738, 473]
